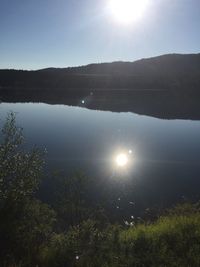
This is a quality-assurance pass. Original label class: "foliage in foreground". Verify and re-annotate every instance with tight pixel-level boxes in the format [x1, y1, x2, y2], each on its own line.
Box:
[120, 209, 200, 267]
[1, 113, 200, 267]
[36, 204, 200, 267]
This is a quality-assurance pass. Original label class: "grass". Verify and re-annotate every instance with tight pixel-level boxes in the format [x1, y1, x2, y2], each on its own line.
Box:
[119, 210, 200, 267]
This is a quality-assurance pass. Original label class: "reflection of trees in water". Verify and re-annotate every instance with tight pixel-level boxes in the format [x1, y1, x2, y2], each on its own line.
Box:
[2, 89, 200, 120]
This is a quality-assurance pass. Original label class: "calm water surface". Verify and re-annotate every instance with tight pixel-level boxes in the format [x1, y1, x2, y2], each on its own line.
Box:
[1, 102, 200, 207]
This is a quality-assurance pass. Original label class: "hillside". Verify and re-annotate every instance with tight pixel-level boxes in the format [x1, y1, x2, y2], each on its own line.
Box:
[0, 53, 200, 119]
[0, 53, 200, 90]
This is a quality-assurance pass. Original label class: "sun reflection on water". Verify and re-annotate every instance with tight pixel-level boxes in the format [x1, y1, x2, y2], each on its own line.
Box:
[113, 148, 134, 171]
[116, 153, 128, 167]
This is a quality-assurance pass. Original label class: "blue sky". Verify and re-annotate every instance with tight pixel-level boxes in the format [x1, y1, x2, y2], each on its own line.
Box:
[0, 0, 199, 69]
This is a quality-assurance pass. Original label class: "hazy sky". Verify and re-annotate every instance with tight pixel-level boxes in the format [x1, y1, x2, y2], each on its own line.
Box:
[0, 0, 199, 69]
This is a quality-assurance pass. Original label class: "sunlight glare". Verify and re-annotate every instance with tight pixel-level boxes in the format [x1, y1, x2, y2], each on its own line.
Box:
[109, 0, 149, 24]
[116, 153, 128, 167]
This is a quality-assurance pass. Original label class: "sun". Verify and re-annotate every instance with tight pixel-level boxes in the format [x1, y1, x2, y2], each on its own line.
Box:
[109, 0, 149, 24]
[116, 153, 128, 167]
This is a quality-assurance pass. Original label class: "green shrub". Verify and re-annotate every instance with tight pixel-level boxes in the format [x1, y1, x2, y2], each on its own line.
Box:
[120, 213, 200, 267]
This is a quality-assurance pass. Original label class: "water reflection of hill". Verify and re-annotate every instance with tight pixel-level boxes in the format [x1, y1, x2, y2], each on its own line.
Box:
[1, 88, 200, 120]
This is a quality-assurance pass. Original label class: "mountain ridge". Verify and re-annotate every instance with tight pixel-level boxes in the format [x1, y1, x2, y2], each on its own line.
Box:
[0, 53, 200, 91]
[37, 53, 200, 75]
[0, 53, 200, 120]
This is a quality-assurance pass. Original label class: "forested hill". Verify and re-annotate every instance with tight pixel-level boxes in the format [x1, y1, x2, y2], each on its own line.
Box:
[1, 53, 200, 90]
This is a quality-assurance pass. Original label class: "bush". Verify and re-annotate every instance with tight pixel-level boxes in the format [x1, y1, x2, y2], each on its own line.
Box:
[120, 212, 200, 266]
[0, 113, 56, 267]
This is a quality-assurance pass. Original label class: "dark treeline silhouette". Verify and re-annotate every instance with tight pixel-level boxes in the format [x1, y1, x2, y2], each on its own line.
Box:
[1, 53, 200, 119]
[1, 53, 200, 90]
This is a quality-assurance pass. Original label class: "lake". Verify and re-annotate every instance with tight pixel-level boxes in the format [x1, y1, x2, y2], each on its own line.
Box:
[1, 102, 200, 214]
